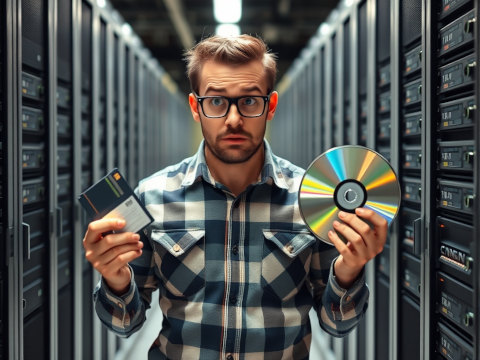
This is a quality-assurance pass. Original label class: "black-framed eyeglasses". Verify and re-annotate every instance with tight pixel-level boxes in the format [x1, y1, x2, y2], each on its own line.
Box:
[195, 94, 270, 118]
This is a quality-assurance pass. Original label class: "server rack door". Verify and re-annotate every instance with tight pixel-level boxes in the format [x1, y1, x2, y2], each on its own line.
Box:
[71, 0, 85, 359]
[357, 0, 368, 147]
[374, 2, 392, 356]
[105, 24, 114, 173]
[475, 3, 480, 359]
[110, 32, 119, 171]
[399, 294, 421, 360]
[0, 0, 8, 358]
[7, 0, 23, 358]
[312, 41, 323, 156]
[335, 22, 344, 148]
[98, 18, 108, 175]
[90, 5, 104, 360]
[375, 272, 390, 359]
[20, 0, 54, 358]
[117, 37, 126, 173]
[395, 0, 424, 359]
[138, 61, 146, 179]
[80, 2, 94, 359]
[305, 53, 314, 164]
[126, 48, 136, 184]
[124, 46, 132, 183]
[56, 0, 74, 358]
[343, 16, 352, 146]
[324, 38, 333, 150]
[132, 54, 140, 184]
[331, 32, 339, 148]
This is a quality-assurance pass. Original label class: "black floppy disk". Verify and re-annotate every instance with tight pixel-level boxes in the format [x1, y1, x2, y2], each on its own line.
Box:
[78, 168, 153, 233]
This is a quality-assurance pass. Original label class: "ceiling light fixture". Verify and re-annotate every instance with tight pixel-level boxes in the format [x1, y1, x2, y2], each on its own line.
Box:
[122, 23, 132, 37]
[213, 0, 242, 23]
[215, 23, 241, 37]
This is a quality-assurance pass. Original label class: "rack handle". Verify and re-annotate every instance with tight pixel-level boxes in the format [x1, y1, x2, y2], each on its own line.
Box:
[22, 222, 31, 260]
[56, 206, 63, 237]
[413, 218, 422, 256]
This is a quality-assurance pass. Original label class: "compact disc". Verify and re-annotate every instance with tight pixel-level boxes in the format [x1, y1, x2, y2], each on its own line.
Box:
[299, 145, 401, 244]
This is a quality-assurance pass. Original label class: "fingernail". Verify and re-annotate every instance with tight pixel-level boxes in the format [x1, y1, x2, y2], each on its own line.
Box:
[328, 230, 334, 237]
[333, 220, 340, 227]
[117, 219, 126, 227]
[356, 208, 365, 215]
[132, 233, 140, 241]
[338, 211, 346, 219]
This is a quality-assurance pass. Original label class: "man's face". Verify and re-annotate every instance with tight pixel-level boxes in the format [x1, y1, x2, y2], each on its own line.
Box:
[189, 60, 277, 164]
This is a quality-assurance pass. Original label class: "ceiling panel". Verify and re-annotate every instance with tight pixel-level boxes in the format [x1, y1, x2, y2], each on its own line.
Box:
[110, 0, 340, 94]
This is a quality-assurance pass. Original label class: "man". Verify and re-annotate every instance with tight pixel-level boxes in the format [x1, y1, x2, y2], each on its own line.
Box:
[84, 35, 388, 359]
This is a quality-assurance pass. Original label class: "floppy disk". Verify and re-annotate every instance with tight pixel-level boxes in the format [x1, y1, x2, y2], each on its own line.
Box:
[78, 168, 153, 233]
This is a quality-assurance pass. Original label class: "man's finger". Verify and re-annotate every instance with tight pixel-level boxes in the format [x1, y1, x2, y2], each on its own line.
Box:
[104, 249, 143, 271]
[98, 242, 144, 266]
[355, 208, 388, 227]
[84, 218, 126, 244]
[328, 230, 350, 256]
[95, 232, 140, 256]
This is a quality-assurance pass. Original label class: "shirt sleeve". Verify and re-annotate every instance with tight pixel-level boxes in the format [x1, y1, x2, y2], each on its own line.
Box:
[309, 242, 370, 337]
[93, 227, 160, 337]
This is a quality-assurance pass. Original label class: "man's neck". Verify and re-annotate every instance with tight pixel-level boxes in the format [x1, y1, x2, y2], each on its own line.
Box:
[205, 146, 265, 197]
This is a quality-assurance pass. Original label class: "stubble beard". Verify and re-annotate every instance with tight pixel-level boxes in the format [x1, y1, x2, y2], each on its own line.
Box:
[204, 137, 264, 164]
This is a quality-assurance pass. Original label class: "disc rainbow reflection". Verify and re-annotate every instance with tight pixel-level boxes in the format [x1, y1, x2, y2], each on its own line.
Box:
[299, 146, 401, 244]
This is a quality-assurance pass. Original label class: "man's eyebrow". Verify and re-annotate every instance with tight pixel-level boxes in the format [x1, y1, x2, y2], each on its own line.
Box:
[204, 86, 226, 94]
[204, 85, 264, 94]
[241, 85, 263, 93]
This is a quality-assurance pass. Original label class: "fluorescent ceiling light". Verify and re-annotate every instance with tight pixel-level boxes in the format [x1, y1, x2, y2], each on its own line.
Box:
[122, 23, 132, 36]
[319, 23, 330, 36]
[215, 24, 241, 37]
[97, 0, 106, 8]
[214, 0, 242, 23]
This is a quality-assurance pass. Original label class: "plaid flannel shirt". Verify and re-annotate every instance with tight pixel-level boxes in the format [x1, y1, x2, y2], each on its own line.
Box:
[94, 140, 369, 360]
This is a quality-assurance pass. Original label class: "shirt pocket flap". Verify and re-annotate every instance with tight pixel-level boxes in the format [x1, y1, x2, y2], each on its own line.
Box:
[151, 229, 205, 257]
[263, 230, 316, 258]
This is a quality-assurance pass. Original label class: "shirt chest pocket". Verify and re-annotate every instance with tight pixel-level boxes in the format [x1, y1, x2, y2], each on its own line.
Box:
[261, 230, 316, 302]
[150, 229, 205, 297]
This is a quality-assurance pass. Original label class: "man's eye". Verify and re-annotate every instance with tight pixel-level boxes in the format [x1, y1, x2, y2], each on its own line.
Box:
[211, 97, 225, 106]
[243, 97, 257, 106]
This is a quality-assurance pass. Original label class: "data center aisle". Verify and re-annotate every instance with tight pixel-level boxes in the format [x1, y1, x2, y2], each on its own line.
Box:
[2, 0, 480, 359]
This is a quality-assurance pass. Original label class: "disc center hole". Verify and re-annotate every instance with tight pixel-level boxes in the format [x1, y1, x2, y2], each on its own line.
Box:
[344, 189, 357, 203]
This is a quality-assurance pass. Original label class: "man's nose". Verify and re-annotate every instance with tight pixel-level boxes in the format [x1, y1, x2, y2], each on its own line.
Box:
[224, 104, 243, 127]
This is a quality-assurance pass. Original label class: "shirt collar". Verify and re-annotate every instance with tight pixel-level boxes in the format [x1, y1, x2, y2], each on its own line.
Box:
[181, 139, 289, 190]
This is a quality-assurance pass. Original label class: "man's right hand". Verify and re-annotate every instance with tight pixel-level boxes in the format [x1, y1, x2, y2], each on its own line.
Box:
[83, 218, 144, 295]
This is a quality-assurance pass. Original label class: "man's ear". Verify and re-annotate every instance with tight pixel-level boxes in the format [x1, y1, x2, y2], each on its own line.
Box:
[189, 93, 201, 123]
[266, 91, 278, 121]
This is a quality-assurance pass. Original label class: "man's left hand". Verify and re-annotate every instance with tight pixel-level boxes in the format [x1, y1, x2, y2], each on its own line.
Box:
[328, 207, 388, 289]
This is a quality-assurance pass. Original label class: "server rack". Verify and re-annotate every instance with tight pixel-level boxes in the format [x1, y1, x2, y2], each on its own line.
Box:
[3, 0, 192, 358]
[0, 1, 10, 359]
[271, 0, 480, 359]
[427, 1, 477, 359]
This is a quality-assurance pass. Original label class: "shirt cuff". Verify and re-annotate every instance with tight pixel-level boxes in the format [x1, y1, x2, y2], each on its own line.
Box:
[98, 264, 136, 307]
[326, 257, 369, 320]
[329, 256, 366, 294]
